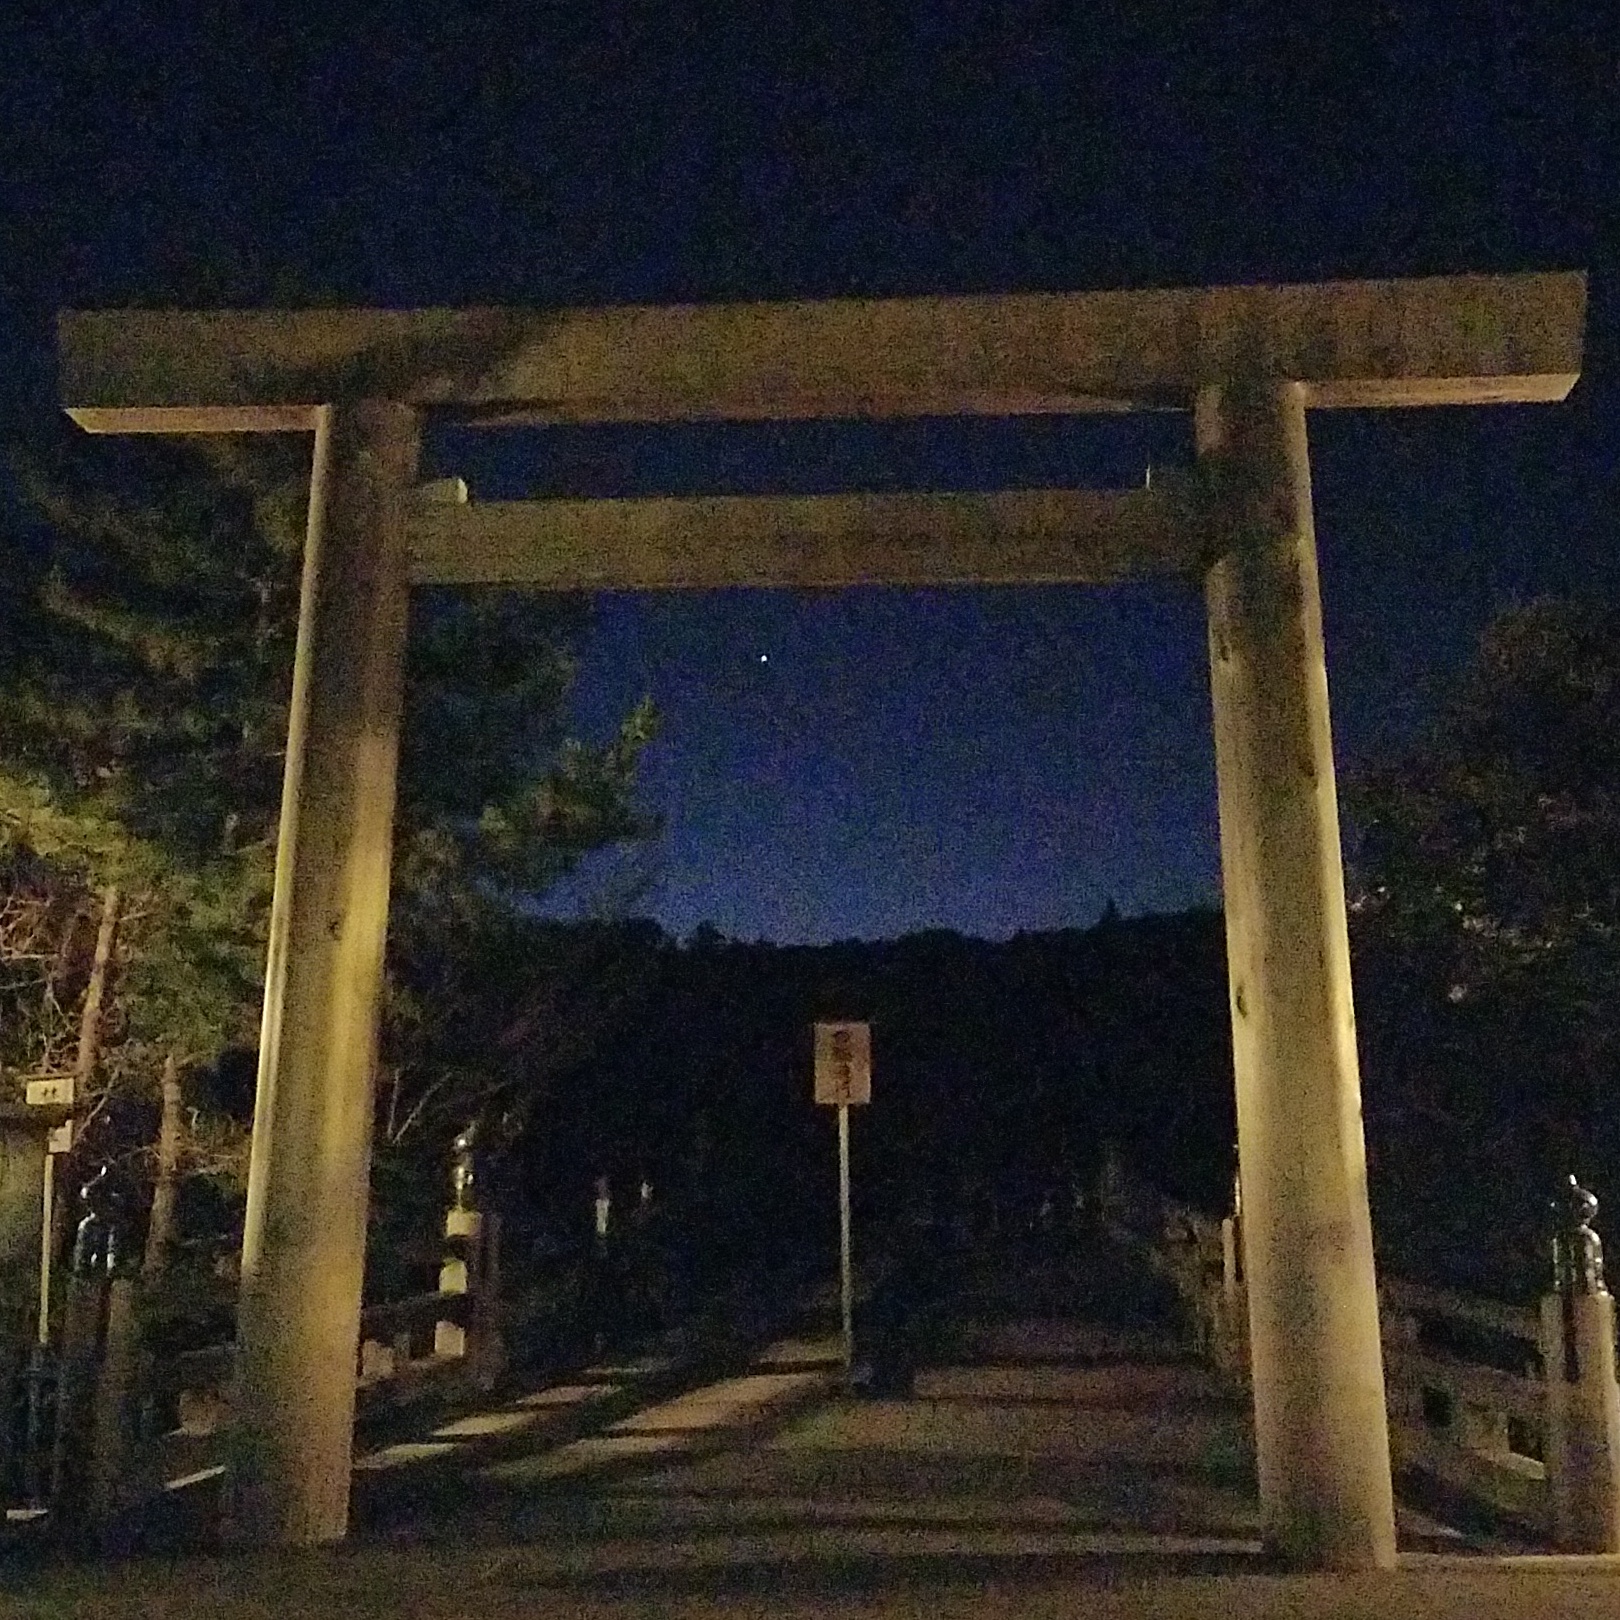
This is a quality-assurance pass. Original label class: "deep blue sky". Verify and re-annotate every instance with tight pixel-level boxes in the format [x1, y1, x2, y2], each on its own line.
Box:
[437, 402, 1615, 942]
[2, 3, 1611, 943]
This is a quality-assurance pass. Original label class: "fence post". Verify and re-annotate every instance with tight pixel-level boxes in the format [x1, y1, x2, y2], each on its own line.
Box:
[1540, 1175, 1620, 1551]
[435, 1124, 502, 1391]
[467, 1208, 503, 1393]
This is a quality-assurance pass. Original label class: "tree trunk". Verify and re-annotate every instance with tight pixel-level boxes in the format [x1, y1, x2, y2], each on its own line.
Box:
[45, 897, 80, 1008]
[141, 1055, 183, 1282]
[73, 885, 120, 1097]
[53, 885, 120, 1261]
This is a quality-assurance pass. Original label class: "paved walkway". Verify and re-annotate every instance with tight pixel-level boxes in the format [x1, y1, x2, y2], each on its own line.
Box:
[10, 1549, 1620, 1619]
[17, 1316, 1608, 1617]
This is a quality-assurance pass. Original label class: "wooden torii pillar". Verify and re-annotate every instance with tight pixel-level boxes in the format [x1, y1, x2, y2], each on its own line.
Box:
[60, 271, 1584, 1561]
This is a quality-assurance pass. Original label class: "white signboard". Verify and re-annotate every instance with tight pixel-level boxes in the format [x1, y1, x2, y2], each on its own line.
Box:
[814, 1021, 871, 1107]
[25, 1077, 74, 1108]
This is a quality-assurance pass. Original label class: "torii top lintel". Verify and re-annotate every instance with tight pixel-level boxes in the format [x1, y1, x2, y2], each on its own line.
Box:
[61, 271, 1584, 434]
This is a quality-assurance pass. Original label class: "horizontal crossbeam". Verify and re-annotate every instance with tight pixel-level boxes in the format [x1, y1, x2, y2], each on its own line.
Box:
[62, 272, 1584, 434]
[405, 484, 1196, 589]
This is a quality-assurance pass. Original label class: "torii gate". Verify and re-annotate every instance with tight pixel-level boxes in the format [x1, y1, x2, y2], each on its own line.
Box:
[59, 271, 1585, 1565]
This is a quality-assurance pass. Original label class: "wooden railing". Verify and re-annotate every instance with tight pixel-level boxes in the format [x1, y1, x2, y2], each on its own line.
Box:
[157, 1216, 501, 1449]
[7, 1132, 513, 1540]
[1120, 1195, 1557, 1540]
[159, 1285, 488, 1434]
[1378, 1275, 1547, 1533]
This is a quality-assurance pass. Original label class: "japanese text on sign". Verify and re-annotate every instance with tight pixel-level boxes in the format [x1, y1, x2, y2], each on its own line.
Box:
[814, 1021, 871, 1106]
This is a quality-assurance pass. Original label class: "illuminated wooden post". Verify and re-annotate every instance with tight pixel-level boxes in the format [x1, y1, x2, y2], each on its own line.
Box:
[1540, 1176, 1620, 1551]
[1200, 378, 1397, 1570]
[229, 401, 419, 1546]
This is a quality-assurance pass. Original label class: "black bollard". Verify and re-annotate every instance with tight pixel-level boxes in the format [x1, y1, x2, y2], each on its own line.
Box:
[20, 1342, 57, 1509]
[50, 1165, 117, 1534]
[89, 1219, 140, 1545]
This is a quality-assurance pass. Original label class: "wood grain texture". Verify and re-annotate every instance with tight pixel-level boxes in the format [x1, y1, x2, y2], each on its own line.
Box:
[61, 272, 1584, 431]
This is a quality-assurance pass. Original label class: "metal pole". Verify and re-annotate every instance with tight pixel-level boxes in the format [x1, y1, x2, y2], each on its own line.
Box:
[838, 1102, 853, 1371]
[37, 1147, 54, 1346]
[24, 1145, 57, 1507]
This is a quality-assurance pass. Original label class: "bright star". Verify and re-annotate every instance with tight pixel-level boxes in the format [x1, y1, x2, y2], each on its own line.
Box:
[759, 653, 769, 663]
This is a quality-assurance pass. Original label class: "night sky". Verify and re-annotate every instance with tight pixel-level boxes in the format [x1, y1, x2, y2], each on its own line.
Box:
[2, 5, 1612, 943]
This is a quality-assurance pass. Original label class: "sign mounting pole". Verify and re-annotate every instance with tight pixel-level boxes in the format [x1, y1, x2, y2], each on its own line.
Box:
[37, 1151, 53, 1347]
[838, 1101, 853, 1370]
[25, 1075, 75, 1347]
[814, 1021, 871, 1377]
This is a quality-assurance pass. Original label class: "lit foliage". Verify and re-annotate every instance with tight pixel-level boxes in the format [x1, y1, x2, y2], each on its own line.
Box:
[0, 433, 289, 1196]
[0, 427, 658, 1274]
